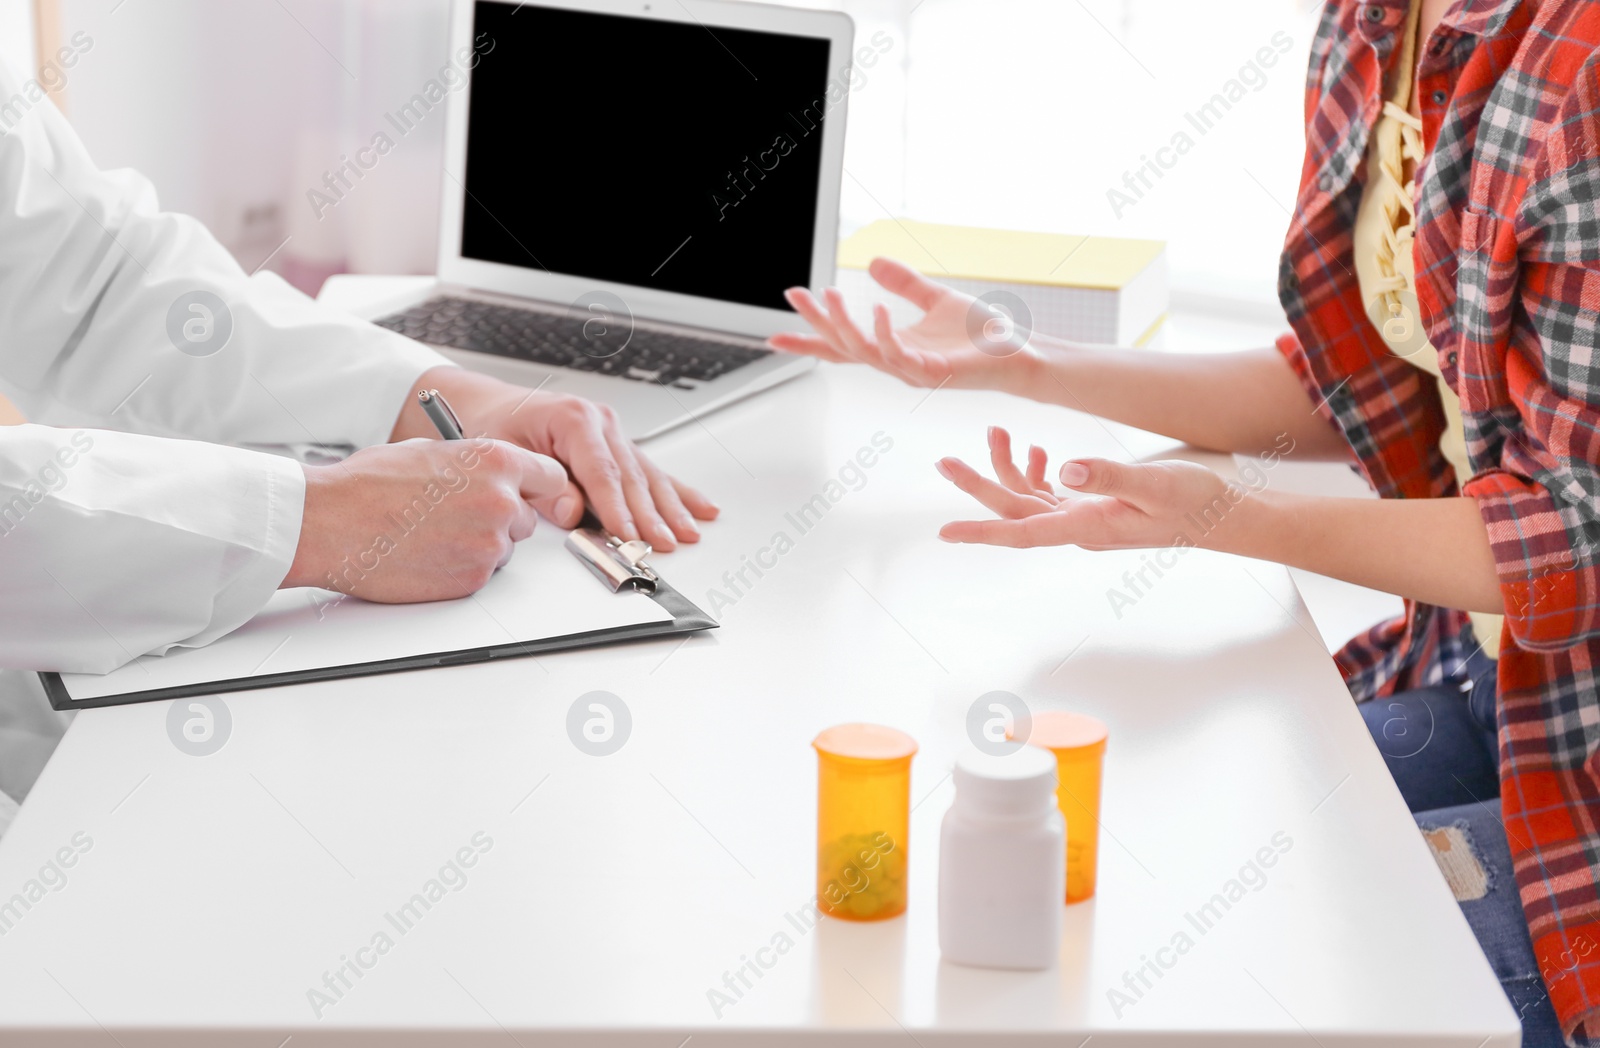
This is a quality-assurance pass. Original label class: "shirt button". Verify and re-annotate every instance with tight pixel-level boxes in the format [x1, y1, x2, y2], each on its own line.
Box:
[1365, 5, 1385, 22]
[1448, 352, 1459, 366]
[1431, 89, 1448, 105]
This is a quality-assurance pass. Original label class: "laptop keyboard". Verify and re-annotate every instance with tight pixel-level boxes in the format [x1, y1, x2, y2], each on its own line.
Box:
[373, 295, 771, 388]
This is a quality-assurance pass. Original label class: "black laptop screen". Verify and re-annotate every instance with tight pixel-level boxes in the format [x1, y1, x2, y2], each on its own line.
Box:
[460, 2, 833, 312]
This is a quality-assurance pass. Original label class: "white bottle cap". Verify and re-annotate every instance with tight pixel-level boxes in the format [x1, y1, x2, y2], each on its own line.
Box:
[952, 743, 1058, 816]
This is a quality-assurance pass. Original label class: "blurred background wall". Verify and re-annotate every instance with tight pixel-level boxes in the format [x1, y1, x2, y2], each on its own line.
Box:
[5, 0, 1318, 315]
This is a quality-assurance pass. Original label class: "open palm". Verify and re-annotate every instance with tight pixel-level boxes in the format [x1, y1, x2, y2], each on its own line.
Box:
[767, 257, 1031, 390]
[935, 427, 1238, 550]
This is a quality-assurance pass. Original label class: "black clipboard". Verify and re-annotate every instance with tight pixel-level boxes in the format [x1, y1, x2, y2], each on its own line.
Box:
[38, 525, 716, 711]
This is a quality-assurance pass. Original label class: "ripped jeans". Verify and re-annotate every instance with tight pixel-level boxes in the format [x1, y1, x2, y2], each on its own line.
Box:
[1360, 650, 1567, 1047]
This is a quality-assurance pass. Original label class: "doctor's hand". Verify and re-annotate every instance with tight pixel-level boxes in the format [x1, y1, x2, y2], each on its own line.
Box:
[767, 257, 1037, 392]
[283, 438, 568, 601]
[393, 367, 719, 551]
[935, 427, 1245, 550]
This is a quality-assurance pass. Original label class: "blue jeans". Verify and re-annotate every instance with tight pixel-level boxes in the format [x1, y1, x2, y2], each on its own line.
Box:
[1360, 652, 1566, 1046]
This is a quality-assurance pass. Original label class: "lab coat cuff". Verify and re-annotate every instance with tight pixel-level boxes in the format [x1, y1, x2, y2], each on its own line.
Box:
[217, 450, 308, 638]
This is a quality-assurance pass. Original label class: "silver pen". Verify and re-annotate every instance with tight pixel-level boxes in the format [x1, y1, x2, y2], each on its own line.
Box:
[417, 388, 464, 440]
[420, 387, 607, 533]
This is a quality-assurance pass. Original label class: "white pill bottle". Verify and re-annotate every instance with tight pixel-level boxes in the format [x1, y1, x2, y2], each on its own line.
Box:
[938, 742, 1066, 969]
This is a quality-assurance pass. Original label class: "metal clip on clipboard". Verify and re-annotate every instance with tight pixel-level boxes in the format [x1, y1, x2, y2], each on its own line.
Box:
[565, 528, 660, 593]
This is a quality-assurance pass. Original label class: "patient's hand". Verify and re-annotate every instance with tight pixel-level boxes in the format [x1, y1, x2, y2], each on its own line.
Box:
[935, 426, 1246, 551]
[768, 258, 1037, 392]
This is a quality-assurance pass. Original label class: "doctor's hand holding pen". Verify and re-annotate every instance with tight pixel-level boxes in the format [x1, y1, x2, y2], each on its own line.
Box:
[280, 365, 719, 603]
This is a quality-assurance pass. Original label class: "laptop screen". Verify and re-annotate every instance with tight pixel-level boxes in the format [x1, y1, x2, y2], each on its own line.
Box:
[460, 2, 833, 313]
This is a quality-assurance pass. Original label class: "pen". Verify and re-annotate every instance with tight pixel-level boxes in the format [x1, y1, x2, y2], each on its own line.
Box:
[420, 387, 606, 532]
[418, 388, 464, 440]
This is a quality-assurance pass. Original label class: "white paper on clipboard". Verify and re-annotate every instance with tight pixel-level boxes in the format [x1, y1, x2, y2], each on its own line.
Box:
[56, 523, 674, 702]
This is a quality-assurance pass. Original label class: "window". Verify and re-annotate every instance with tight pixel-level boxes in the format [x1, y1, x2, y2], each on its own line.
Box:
[811, 0, 1318, 309]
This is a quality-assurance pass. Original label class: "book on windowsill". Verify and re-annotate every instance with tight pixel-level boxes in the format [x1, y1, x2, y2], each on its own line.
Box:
[835, 219, 1168, 348]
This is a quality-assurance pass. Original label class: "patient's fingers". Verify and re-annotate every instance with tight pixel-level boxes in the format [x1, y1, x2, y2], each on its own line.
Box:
[823, 287, 876, 361]
[869, 257, 947, 312]
[987, 427, 1040, 497]
[784, 288, 852, 360]
[767, 331, 851, 362]
[938, 515, 1073, 548]
[1026, 444, 1054, 496]
[935, 457, 1055, 519]
[874, 305, 941, 387]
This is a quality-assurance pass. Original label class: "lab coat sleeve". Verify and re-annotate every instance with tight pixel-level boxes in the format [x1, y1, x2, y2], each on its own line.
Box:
[0, 424, 304, 674]
[0, 56, 450, 674]
[0, 54, 450, 448]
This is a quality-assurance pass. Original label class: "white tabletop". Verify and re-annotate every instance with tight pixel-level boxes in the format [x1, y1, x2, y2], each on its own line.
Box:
[0, 276, 1518, 1046]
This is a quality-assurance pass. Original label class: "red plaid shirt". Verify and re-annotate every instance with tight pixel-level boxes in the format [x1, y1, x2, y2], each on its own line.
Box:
[1278, 0, 1600, 1036]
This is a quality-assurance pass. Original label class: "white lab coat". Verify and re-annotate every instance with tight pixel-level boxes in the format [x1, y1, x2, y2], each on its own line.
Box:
[0, 58, 449, 674]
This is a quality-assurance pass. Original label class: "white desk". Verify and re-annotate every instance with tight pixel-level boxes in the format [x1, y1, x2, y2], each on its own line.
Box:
[0, 277, 1517, 1046]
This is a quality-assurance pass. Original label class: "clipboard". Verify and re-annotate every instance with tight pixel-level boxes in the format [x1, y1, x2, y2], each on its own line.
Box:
[38, 523, 716, 711]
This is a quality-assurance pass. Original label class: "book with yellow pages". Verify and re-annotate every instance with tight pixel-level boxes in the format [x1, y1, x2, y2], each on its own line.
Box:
[836, 220, 1167, 348]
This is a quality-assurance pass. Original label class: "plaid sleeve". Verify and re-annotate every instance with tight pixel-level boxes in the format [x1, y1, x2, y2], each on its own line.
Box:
[1463, 473, 1600, 649]
[1472, 49, 1600, 651]
[1272, 328, 1451, 500]
[1277, 328, 1478, 697]
[1276, 330, 1338, 424]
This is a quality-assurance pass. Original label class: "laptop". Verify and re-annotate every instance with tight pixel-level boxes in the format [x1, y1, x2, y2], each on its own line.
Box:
[365, 0, 854, 440]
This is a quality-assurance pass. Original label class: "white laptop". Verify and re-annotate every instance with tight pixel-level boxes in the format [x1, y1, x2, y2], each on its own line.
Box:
[365, 0, 854, 440]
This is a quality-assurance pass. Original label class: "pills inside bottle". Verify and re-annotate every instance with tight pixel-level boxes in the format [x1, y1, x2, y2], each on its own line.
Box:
[812, 723, 917, 921]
